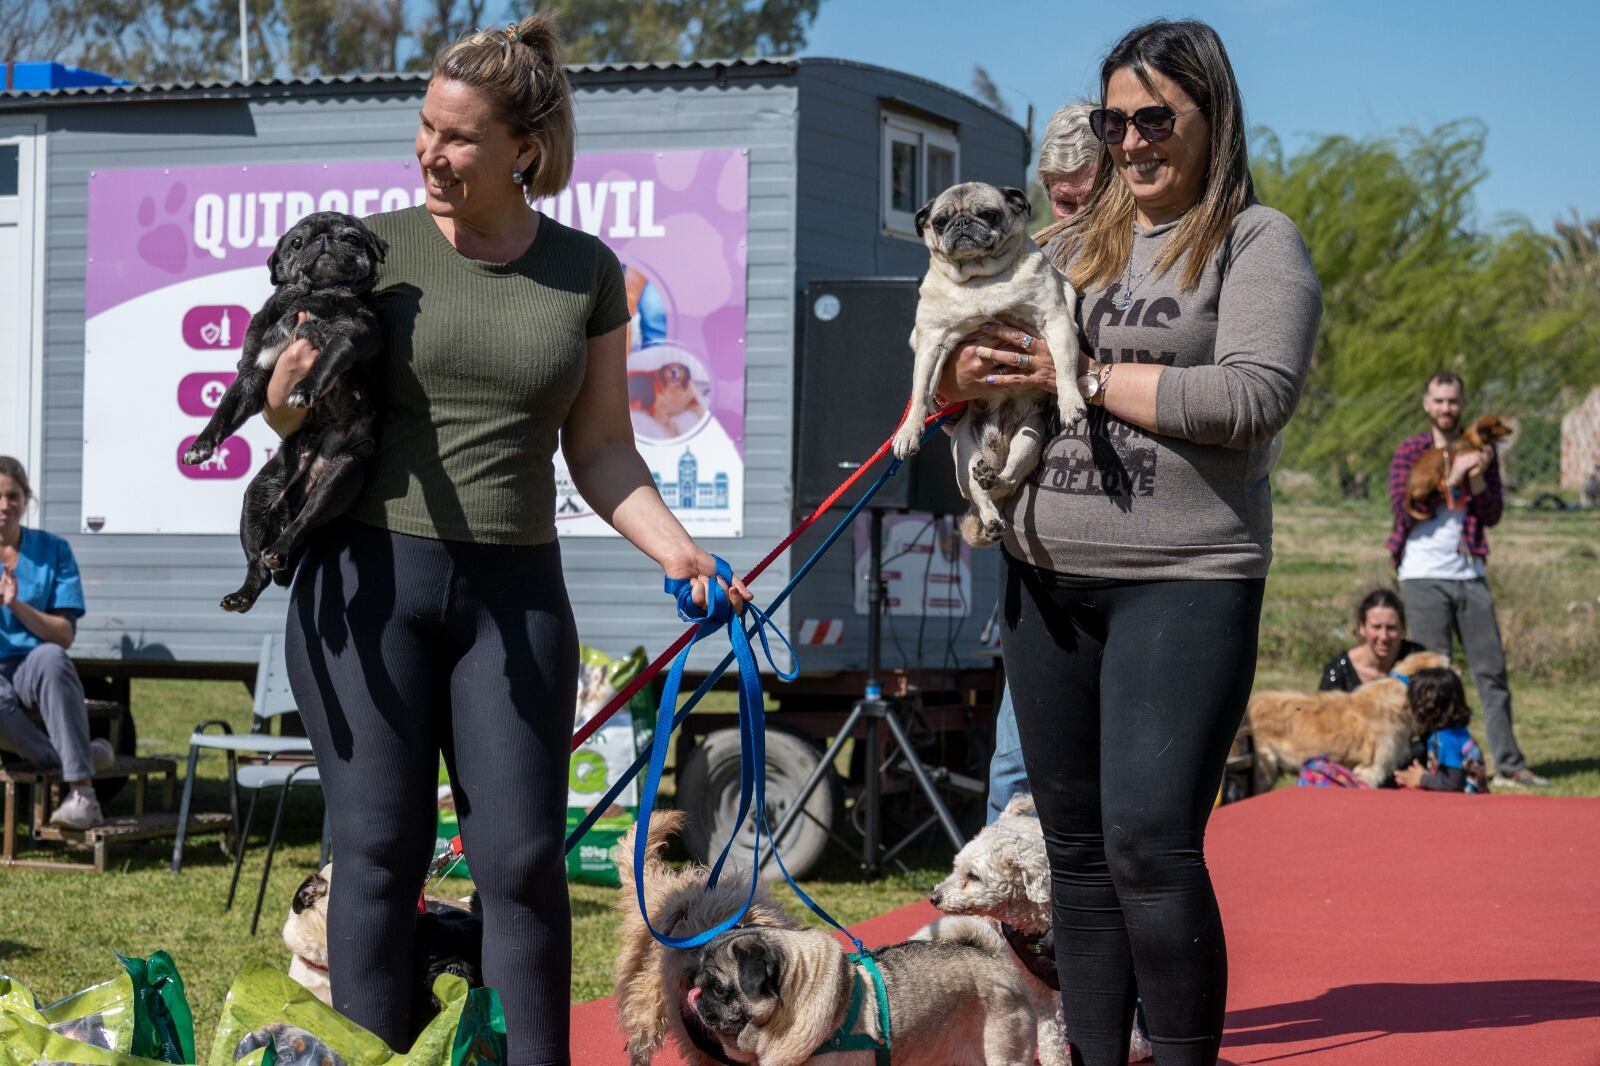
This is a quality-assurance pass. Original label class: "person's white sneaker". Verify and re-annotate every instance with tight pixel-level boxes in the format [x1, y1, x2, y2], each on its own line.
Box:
[89, 738, 117, 773]
[50, 787, 105, 830]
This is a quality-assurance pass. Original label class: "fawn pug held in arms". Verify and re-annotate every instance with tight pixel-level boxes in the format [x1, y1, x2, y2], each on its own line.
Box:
[891, 181, 1084, 548]
[684, 924, 1037, 1065]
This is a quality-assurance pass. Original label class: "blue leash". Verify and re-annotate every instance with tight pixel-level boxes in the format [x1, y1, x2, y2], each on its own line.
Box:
[569, 416, 952, 950]
[631, 555, 799, 949]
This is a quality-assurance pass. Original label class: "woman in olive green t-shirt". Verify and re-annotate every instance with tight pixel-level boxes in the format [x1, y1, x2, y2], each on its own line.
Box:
[261, 17, 744, 1065]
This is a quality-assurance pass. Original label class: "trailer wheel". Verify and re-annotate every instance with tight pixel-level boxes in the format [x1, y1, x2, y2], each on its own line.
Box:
[676, 724, 839, 881]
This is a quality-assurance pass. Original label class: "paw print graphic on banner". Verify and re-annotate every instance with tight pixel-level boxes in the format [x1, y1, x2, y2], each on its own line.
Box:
[135, 182, 192, 274]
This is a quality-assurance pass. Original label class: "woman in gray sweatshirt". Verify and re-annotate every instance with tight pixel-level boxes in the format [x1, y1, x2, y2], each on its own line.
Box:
[940, 18, 1321, 1066]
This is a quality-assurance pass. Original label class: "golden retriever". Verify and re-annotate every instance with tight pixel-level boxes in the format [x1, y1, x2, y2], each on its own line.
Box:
[1247, 649, 1450, 788]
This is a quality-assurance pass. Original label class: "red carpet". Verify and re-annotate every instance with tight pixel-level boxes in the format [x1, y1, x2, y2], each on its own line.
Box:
[572, 789, 1600, 1064]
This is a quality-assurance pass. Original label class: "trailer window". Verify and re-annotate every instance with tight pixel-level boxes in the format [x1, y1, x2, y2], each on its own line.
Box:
[0, 144, 17, 196]
[881, 113, 959, 239]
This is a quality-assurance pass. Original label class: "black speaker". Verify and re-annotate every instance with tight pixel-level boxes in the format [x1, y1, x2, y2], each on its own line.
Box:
[795, 278, 967, 514]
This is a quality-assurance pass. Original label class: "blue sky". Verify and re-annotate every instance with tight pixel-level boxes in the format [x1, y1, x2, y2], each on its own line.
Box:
[798, 0, 1599, 229]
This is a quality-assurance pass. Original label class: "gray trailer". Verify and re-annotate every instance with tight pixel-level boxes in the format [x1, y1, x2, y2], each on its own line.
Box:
[0, 58, 1029, 872]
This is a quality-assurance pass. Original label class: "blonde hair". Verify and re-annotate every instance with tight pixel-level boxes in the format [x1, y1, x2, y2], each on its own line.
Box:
[0, 456, 31, 502]
[431, 13, 576, 200]
[1035, 103, 1099, 184]
[1039, 19, 1255, 292]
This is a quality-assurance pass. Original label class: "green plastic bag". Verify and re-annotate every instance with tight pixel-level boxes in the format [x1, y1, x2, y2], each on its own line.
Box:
[115, 954, 194, 1065]
[0, 1011, 173, 1066]
[209, 963, 503, 1066]
[0, 954, 193, 1065]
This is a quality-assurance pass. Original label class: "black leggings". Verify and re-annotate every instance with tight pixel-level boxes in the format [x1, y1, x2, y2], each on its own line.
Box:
[285, 520, 578, 1066]
[1001, 555, 1264, 1066]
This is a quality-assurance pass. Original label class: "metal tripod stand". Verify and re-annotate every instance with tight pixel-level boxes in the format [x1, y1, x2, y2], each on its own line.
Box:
[764, 507, 967, 877]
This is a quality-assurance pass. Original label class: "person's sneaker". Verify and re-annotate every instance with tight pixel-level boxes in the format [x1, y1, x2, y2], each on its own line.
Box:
[89, 738, 117, 773]
[1491, 767, 1551, 789]
[50, 787, 105, 830]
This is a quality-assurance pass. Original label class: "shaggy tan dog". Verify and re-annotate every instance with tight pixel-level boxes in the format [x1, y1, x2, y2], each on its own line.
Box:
[1247, 649, 1449, 788]
[916, 794, 1153, 1064]
[613, 810, 800, 1066]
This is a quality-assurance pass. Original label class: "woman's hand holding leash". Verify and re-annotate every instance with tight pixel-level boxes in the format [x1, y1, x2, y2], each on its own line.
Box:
[664, 547, 750, 615]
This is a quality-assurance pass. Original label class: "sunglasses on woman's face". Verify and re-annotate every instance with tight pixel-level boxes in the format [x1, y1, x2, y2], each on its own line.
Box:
[1089, 105, 1198, 145]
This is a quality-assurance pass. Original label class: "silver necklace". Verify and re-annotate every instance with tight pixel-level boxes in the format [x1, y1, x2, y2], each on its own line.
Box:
[1112, 250, 1152, 311]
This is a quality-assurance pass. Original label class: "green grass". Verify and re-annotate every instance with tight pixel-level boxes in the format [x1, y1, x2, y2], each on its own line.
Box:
[1, 504, 1594, 1049]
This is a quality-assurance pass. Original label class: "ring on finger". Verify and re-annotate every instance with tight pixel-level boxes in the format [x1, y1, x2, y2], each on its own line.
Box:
[1016, 351, 1032, 370]
[1019, 333, 1035, 353]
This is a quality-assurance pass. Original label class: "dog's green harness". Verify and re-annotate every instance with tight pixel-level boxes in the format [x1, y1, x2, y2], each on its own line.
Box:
[815, 950, 891, 1063]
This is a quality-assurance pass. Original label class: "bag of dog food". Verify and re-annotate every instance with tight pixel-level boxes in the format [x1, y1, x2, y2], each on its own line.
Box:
[209, 962, 504, 1066]
[566, 644, 654, 888]
[0, 1010, 175, 1066]
[0, 953, 193, 1064]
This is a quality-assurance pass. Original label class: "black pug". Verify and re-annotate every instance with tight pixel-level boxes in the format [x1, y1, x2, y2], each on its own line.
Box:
[181, 211, 386, 612]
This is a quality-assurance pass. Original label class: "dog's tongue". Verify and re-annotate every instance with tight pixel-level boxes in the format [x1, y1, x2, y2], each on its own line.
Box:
[685, 986, 702, 1011]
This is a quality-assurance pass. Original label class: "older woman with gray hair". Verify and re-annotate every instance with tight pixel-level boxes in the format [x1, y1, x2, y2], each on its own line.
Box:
[1037, 102, 1100, 221]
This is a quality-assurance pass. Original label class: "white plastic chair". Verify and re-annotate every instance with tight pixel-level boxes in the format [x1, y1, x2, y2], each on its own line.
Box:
[169, 635, 324, 889]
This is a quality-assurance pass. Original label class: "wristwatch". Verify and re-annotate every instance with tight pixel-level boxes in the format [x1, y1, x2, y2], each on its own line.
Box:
[1077, 362, 1113, 406]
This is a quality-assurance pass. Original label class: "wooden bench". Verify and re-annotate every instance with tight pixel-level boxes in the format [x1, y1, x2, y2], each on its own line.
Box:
[0, 754, 232, 873]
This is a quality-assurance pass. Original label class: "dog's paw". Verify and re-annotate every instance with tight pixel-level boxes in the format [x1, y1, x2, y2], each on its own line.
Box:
[284, 388, 314, 409]
[220, 591, 256, 613]
[182, 442, 213, 465]
[961, 513, 1006, 547]
[891, 423, 923, 461]
[262, 548, 288, 571]
[972, 457, 999, 490]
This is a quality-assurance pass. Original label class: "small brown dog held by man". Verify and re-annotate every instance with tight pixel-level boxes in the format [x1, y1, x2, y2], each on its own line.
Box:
[1403, 413, 1513, 520]
[1387, 372, 1548, 789]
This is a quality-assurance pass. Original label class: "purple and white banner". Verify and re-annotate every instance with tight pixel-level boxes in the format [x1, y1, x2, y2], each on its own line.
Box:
[81, 150, 748, 536]
[543, 150, 747, 537]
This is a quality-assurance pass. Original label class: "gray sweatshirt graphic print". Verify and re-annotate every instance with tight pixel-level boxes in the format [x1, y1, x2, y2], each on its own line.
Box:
[1005, 203, 1322, 581]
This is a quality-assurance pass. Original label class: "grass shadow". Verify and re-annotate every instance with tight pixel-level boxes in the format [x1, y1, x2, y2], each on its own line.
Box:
[1532, 756, 1600, 778]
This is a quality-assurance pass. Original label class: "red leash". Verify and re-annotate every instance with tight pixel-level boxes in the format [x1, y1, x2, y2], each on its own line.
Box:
[570, 401, 965, 751]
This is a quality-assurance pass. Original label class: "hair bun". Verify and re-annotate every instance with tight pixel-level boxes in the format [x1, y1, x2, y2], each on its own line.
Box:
[512, 12, 562, 60]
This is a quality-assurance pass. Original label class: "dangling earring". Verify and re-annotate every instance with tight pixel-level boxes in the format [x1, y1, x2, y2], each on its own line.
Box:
[512, 168, 523, 184]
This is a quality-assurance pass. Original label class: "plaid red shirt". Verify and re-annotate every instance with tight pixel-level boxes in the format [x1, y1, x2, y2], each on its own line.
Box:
[1387, 430, 1503, 568]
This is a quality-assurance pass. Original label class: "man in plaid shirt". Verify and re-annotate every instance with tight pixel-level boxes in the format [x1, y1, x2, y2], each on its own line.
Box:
[1388, 372, 1547, 788]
